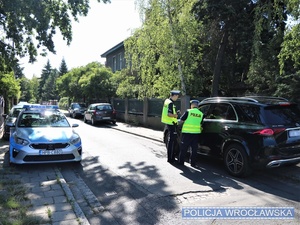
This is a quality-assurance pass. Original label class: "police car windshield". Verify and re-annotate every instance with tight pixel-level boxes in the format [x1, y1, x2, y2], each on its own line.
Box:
[18, 111, 70, 127]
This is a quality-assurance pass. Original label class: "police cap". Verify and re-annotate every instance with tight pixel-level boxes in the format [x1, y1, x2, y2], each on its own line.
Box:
[170, 90, 180, 95]
[190, 100, 200, 105]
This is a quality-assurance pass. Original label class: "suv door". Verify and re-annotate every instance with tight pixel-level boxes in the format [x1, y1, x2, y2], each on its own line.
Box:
[199, 103, 237, 157]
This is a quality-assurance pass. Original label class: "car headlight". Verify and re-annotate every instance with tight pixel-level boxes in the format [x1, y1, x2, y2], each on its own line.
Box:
[70, 134, 81, 145]
[14, 135, 29, 146]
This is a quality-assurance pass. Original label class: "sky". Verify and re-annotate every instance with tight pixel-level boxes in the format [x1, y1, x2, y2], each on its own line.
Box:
[19, 0, 142, 79]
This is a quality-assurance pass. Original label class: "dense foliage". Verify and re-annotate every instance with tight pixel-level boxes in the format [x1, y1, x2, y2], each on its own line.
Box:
[123, 0, 300, 100]
[0, 0, 110, 110]
[56, 62, 115, 103]
[2, 0, 300, 109]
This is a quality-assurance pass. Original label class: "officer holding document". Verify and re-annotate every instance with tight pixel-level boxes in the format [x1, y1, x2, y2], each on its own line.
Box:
[178, 99, 204, 167]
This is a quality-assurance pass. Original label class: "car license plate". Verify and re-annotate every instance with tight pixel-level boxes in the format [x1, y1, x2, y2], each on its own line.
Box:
[289, 130, 300, 137]
[39, 150, 63, 155]
[103, 117, 110, 119]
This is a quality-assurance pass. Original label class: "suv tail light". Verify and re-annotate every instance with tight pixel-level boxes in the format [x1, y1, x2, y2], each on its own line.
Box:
[253, 128, 286, 136]
[112, 109, 116, 114]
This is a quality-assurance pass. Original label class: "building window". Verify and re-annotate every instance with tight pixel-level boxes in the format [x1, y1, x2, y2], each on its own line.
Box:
[113, 56, 116, 72]
[119, 53, 123, 70]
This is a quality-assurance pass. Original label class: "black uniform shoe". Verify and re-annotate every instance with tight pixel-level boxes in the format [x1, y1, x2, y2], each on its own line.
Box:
[167, 159, 175, 164]
[177, 161, 184, 166]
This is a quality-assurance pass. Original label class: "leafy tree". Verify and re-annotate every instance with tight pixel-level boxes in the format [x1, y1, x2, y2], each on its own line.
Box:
[78, 62, 115, 103]
[279, 24, 300, 75]
[277, 22, 300, 101]
[19, 77, 34, 102]
[42, 69, 59, 101]
[57, 62, 115, 103]
[57, 66, 85, 102]
[110, 69, 139, 98]
[59, 58, 68, 76]
[0, 71, 21, 111]
[0, 0, 110, 71]
[30, 75, 39, 103]
[192, 0, 255, 96]
[38, 60, 53, 101]
[246, 0, 287, 96]
[126, 0, 202, 98]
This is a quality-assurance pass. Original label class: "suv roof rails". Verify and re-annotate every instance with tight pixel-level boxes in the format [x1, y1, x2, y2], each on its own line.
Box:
[201, 96, 289, 103]
[245, 96, 289, 102]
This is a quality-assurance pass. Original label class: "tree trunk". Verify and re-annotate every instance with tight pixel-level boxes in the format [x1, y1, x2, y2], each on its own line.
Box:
[167, 0, 186, 96]
[211, 29, 228, 97]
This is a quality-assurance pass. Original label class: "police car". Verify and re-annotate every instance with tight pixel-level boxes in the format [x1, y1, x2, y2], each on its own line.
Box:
[9, 104, 82, 164]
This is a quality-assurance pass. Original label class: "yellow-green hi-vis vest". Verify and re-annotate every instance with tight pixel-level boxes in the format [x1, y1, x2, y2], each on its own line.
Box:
[182, 108, 203, 134]
[161, 99, 178, 125]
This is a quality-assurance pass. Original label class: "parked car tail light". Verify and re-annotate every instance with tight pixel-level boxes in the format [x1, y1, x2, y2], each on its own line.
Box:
[253, 128, 286, 136]
[113, 109, 116, 114]
[93, 111, 99, 115]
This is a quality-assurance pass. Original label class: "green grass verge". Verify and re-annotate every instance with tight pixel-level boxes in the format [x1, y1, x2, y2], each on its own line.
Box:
[0, 167, 47, 225]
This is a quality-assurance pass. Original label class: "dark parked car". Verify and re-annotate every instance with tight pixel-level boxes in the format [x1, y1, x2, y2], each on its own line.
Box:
[2, 104, 26, 140]
[164, 96, 300, 177]
[68, 103, 87, 118]
[84, 103, 116, 125]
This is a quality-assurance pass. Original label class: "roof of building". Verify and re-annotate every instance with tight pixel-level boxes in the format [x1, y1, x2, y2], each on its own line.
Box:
[100, 41, 124, 58]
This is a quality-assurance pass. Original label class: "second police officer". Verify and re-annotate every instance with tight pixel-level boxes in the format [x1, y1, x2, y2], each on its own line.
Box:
[178, 100, 204, 167]
[161, 90, 181, 163]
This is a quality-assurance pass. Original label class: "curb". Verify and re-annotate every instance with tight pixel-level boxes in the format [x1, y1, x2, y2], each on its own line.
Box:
[110, 126, 162, 143]
[54, 168, 91, 225]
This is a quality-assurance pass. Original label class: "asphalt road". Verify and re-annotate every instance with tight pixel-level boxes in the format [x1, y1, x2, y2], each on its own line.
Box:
[58, 117, 300, 225]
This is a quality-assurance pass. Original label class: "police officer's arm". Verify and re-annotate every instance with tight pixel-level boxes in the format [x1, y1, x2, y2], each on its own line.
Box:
[201, 114, 205, 125]
[180, 111, 188, 122]
[168, 102, 177, 118]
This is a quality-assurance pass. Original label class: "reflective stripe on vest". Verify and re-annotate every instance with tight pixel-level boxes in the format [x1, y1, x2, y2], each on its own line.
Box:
[182, 108, 203, 133]
[161, 99, 178, 125]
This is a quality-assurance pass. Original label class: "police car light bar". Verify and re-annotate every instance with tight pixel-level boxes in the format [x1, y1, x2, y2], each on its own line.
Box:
[22, 104, 59, 110]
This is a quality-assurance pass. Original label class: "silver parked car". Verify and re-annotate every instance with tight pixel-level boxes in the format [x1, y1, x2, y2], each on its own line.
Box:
[84, 103, 116, 125]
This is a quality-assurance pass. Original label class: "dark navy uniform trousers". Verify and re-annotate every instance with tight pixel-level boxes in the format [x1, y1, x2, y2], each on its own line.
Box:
[179, 133, 199, 166]
[167, 124, 177, 162]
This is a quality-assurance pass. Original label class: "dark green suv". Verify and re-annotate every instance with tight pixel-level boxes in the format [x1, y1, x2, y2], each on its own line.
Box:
[165, 96, 300, 177]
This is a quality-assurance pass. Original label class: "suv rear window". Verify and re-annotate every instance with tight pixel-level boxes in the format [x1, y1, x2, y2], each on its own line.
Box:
[263, 104, 300, 126]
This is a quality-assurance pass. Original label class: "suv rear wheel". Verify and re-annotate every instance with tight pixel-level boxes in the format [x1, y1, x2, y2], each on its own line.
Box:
[224, 144, 252, 177]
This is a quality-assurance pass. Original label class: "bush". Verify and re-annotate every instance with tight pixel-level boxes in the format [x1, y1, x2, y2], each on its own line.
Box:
[58, 97, 69, 110]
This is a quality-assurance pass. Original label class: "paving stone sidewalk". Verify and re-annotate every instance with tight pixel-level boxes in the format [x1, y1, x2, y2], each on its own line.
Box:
[0, 142, 90, 225]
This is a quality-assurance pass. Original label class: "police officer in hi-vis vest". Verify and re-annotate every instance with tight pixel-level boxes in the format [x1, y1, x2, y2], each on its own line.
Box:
[178, 100, 204, 167]
[161, 90, 180, 163]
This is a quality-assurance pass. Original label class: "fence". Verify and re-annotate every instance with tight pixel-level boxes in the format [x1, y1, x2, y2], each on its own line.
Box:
[111, 96, 192, 131]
